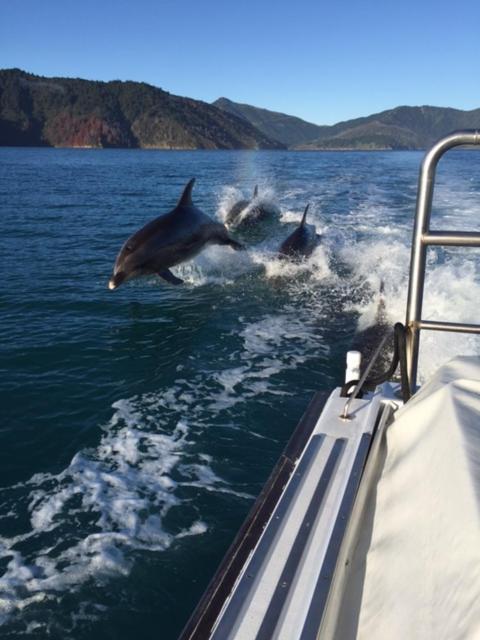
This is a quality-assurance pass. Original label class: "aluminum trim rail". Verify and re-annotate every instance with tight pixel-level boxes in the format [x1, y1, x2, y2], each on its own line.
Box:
[405, 130, 480, 392]
[418, 320, 480, 334]
[422, 231, 480, 246]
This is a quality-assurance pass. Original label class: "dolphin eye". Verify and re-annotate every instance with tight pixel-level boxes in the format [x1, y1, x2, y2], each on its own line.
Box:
[124, 244, 134, 253]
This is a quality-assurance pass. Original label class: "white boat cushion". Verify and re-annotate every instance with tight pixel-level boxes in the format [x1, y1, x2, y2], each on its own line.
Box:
[350, 356, 480, 639]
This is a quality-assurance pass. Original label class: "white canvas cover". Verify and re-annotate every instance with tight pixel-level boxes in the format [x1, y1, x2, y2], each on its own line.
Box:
[338, 356, 480, 639]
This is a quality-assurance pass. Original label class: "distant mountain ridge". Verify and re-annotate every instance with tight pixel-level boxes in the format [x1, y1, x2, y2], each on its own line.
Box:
[2, 69, 480, 151]
[0, 69, 282, 150]
[214, 99, 480, 150]
[213, 97, 325, 146]
[299, 105, 480, 150]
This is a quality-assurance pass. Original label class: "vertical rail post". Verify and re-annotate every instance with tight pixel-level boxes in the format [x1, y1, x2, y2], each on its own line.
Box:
[405, 130, 480, 392]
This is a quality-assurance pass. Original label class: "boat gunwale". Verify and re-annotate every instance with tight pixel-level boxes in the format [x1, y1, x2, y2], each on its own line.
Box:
[178, 390, 329, 640]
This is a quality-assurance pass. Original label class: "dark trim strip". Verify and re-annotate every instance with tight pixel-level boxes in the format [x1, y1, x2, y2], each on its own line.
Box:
[255, 439, 346, 640]
[212, 435, 325, 639]
[300, 433, 372, 639]
[178, 391, 329, 640]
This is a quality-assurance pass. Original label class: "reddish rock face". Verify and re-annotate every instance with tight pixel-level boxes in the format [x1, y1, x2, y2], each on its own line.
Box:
[43, 113, 133, 148]
[0, 69, 284, 149]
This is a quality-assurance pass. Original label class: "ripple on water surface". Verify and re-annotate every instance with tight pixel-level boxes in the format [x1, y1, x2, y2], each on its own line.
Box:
[1, 148, 479, 638]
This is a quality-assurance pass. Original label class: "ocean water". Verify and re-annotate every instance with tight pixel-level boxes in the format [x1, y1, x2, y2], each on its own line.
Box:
[1, 147, 479, 639]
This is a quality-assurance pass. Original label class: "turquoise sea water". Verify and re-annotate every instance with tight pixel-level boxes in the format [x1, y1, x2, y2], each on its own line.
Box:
[1, 148, 479, 639]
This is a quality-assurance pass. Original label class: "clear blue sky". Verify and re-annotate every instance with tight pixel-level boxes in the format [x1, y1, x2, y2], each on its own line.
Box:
[2, 0, 479, 125]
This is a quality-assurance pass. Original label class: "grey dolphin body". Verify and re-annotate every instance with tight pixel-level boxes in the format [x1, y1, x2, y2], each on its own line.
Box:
[108, 179, 243, 289]
[225, 185, 279, 230]
[278, 205, 321, 260]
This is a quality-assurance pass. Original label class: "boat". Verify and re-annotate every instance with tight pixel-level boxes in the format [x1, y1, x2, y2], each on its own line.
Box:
[179, 131, 480, 639]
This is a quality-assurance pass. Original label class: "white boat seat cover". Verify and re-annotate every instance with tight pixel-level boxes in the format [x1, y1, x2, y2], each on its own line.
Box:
[348, 356, 480, 640]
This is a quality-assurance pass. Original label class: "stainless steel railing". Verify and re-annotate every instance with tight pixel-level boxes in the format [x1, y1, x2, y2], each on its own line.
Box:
[405, 130, 480, 392]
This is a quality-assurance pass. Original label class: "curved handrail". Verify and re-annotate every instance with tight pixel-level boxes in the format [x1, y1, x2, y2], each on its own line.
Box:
[405, 130, 480, 392]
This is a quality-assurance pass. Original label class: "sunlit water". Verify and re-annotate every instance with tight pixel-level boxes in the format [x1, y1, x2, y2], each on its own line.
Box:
[1, 147, 479, 639]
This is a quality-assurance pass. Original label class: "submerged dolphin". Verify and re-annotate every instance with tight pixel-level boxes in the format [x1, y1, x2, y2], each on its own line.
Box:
[278, 205, 321, 260]
[351, 281, 392, 379]
[109, 179, 243, 289]
[225, 185, 258, 226]
[225, 185, 279, 230]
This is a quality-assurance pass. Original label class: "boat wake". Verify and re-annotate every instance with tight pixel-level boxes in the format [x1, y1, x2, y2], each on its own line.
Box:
[2, 154, 479, 637]
[167, 182, 479, 385]
[0, 297, 328, 630]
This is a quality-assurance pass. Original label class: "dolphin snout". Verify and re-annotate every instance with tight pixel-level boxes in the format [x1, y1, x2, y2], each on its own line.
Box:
[108, 272, 126, 290]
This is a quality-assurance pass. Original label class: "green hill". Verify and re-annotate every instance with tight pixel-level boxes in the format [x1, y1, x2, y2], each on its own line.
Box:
[0, 69, 283, 150]
[213, 97, 325, 146]
[3, 69, 479, 151]
[213, 98, 480, 150]
[299, 105, 480, 150]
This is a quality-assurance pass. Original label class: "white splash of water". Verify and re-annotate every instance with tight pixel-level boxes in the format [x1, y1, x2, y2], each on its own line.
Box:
[0, 406, 221, 622]
[340, 236, 480, 381]
[0, 284, 329, 623]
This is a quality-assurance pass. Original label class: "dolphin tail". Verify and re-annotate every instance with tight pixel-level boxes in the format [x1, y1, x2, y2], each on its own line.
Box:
[301, 204, 310, 226]
[222, 235, 245, 250]
[229, 238, 245, 250]
[177, 178, 195, 207]
[253, 185, 258, 198]
[213, 226, 245, 250]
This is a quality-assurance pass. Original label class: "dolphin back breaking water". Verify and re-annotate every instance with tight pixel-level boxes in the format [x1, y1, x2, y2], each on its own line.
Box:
[278, 204, 320, 260]
[225, 184, 280, 232]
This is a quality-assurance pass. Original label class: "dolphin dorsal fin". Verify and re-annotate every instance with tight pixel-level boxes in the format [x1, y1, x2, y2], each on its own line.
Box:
[301, 204, 310, 226]
[177, 178, 196, 207]
[253, 185, 258, 198]
[376, 280, 387, 323]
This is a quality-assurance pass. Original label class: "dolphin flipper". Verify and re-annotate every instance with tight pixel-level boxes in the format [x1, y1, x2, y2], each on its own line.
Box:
[158, 269, 184, 285]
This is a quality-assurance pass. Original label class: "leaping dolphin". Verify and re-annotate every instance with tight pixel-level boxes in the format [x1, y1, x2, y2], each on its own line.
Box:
[278, 204, 321, 260]
[225, 185, 280, 231]
[108, 178, 244, 289]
